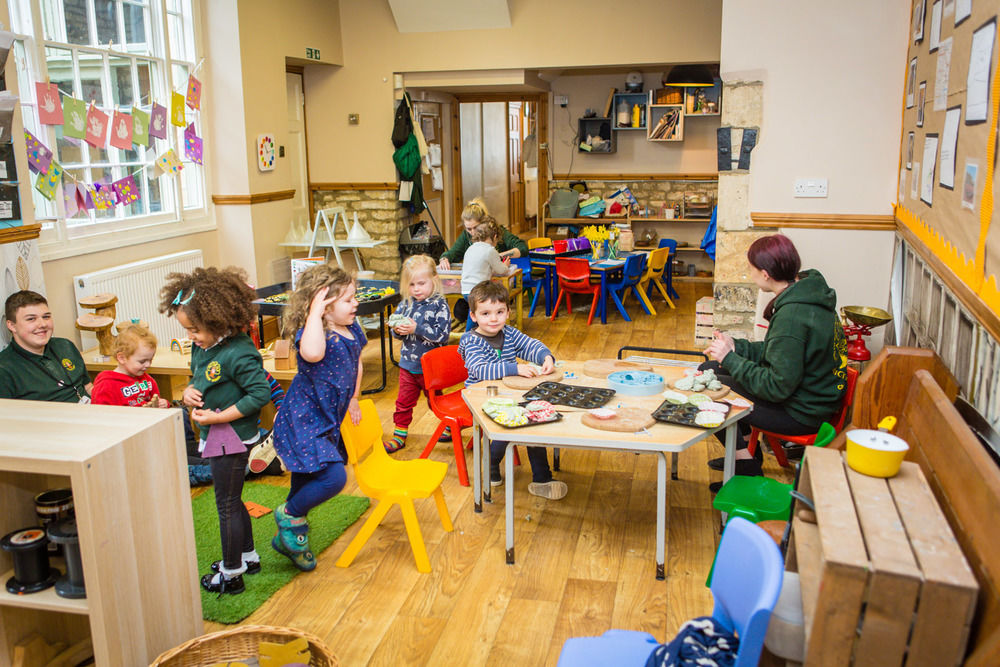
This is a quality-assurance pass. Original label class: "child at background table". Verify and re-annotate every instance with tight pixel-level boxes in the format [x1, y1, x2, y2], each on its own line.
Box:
[270, 265, 364, 571]
[91, 324, 170, 407]
[385, 254, 452, 453]
[159, 266, 271, 596]
[460, 217, 514, 331]
[438, 197, 527, 270]
[458, 280, 567, 500]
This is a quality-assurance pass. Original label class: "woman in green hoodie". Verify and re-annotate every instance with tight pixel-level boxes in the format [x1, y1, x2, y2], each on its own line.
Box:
[704, 234, 848, 484]
[438, 197, 528, 270]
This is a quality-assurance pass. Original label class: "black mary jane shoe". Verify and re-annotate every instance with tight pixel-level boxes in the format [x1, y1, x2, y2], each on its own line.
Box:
[210, 559, 261, 575]
[200, 572, 245, 596]
[707, 458, 766, 475]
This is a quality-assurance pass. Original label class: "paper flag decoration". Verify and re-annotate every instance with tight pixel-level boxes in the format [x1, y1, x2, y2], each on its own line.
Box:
[34, 161, 62, 201]
[109, 110, 133, 150]
[184, 123, 203, 164]
[84, 104, 109, 147]
[186, 74, 202, 110]
[112, 174, 140, 204]
[24, 130, 53, 174]
[62, 96, 87, 139]
[80, 184, 95, 210]
[170, 91, 185, 127]
[201, 421, 247, 458]
[92, 182, 115, 210]
[154, 149, 183, 176]
[131, 107, 150, 147]
[35, 82, 63, 125]
[149, 103, 167, 139]
[63, 181, 80, 217]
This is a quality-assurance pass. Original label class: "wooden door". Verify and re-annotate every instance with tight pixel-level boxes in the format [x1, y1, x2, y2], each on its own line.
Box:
[286, 71, 309, 229]
[507, 102, 525, 233]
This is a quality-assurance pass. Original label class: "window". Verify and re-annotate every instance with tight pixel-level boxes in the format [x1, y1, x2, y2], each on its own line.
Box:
[10, 0, 206, 250]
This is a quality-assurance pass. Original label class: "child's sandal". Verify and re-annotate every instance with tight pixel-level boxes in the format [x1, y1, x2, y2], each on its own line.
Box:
[383, 439, 405, 453]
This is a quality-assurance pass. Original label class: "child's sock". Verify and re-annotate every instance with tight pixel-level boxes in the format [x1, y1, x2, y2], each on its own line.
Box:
[438, 426, 452, 442]
[242, 549, 260, 564]
[384, 427, 407, 453]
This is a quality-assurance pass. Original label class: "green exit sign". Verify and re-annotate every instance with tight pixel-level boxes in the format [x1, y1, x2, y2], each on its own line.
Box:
[305, 47, 321, 60]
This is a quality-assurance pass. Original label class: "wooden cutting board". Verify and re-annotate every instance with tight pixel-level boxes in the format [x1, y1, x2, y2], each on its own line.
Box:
[502, 370, 564, 390]
[668, 379, 731, 401]
[583, 359, 653, 378]
[581, 407, 656, 432]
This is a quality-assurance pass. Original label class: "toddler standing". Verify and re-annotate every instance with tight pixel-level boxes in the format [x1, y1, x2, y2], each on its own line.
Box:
[159, 267, 271, 595]
[384, 254, 452, 452]
[460, 216, 513, 331]
[270, 265, 363, 571]
[91, 324, 169, 407]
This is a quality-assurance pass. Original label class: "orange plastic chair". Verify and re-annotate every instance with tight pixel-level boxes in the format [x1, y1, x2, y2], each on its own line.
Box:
[336, 399, 453, 573]
[528, 237, 553, 249]
[550, 257, 602, 325]
[748, 365, 859, 468]
[420, 345, 476, 486]
[637, 247, 676, 312]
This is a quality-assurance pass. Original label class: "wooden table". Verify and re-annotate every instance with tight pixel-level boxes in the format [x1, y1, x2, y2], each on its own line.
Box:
[439, 267, 524, 330]
[462, 361, 751, 579]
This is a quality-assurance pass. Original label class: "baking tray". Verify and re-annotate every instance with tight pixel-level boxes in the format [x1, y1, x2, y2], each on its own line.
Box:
[484, 410, 564, 429]
[520, 381, 616, 409]
[652, 401, 716, 429]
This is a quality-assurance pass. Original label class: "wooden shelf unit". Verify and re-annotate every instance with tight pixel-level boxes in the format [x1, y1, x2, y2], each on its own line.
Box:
[0, 401, 201, 666]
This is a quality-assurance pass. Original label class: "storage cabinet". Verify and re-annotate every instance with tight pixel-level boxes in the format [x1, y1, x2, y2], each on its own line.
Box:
[684, 81, 722, 116]
[647, 104, 684, 141]
[577, 117, 616, 153]
[0, 401, 201, 666]
[611, 92, 647, 130]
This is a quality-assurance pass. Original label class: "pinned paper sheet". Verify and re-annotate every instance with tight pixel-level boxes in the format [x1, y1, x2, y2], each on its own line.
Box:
[62, 96, 87, 139]
[131, 107, 150, 147]
[184, 123, 203, 164]
[35, 82, 63, 125]
[84, 103, 109, 147]
[170, 91, 186, 127]
[154, 148, 183, 176]
[34, 161, 62, 200]
[109, 110, 133, 150]
[431, 166, 443, 191]
[24, 130, 53, 174]
[93, 183, 115, 210]
[186, 74, 202, 110]
[63, 181, 80, 217]
[149, 103, 168, 139]
[112, 174, 140, 205]
[428, 142, 442, 167]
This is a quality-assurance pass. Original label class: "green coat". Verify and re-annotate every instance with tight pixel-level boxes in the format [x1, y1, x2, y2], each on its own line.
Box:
[440, 228, 528, 264]
[189, 333, 271, 441]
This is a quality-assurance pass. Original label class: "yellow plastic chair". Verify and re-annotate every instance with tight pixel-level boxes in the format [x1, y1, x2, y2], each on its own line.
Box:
[336, 399, 453, 573]
[528, 237, 553, 249]
[636, 247, 676, 312]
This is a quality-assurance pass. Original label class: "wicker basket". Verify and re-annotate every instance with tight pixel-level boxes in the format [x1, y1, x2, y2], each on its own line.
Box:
[151, 625, 339, 667]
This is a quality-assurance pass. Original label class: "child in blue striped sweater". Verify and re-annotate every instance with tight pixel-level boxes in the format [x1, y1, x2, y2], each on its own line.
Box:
[458, 280, 567, 500]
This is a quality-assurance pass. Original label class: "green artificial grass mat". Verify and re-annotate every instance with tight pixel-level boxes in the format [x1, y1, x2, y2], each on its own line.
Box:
[192, 481, 369, 624]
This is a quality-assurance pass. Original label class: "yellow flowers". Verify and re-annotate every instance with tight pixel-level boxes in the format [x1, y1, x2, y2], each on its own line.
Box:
[580, 225, 610, 245]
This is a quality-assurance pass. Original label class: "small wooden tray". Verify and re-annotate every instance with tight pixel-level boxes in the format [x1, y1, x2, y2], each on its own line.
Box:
[669, 379, 730, 400]
[502, 370, 564, 390]
[581, 408, 655, 432]
[583, 359, 653, 378]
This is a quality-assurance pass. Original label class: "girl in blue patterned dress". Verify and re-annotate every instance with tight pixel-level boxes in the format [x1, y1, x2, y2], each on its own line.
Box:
[271, 265, 365, 571]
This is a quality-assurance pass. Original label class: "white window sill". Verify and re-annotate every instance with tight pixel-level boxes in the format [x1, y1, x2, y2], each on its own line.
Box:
[39, 217, 218, 262]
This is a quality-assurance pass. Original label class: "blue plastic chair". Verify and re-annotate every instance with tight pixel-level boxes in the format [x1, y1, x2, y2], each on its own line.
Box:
[657, 238, 680, 300]
[603, 253, 652, 322]
[557, 518, 783, 667]
[510, 256, 547, 317]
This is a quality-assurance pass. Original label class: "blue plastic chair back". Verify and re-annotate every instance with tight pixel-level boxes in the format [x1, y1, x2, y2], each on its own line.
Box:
[509, 257, 541, 288]
[656, 238, 680, 300]
[657, 238, 677, 253]
[607, 253, 645, 289]
[711, 517, 784, 667]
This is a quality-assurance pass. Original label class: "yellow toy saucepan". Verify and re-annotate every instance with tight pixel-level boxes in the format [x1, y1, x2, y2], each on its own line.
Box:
[845, 429, 909, 478]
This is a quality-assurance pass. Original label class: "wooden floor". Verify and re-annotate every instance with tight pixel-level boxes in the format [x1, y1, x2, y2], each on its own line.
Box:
[202, 281, 792, 665]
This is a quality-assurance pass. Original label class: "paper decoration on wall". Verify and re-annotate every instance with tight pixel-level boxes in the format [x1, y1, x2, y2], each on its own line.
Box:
[920, 134, 938, 205]
[961, 160, 977, 210]
[24, 130, 53, 174]
[76, 183, 90, 210]
[34, 161, 62, 200]
[112, 174, 140, 205]
[186, 75, 202, 110]
[934, 37, 952, 111]
[184, 123, 203, 164]
[85, 103, 109, 147]
[35, 82, 63, 125]
[109, 110, 134, 150]
[149, 103, 167, 139]
[257, 134, 275, 171]
[965, 18, 996, 124]
[940, 106, 960, 189]
[170, 91, 186, 127]
[154, 149, 183, 176]
[92, 182, 115, 210]
[131, 107, 150, 147]
[62, 96, 87, 139]
[63, 181, 80, 217]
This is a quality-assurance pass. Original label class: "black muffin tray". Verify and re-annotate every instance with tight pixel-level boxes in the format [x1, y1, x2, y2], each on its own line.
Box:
[652, 401, 712, 429]
[520, 381, 616, 410]
[486, 411, 564, 429]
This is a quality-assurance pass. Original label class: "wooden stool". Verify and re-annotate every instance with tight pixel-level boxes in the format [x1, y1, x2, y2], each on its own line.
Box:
[77, 293, 119, 358]
[78, 293, 117, 320]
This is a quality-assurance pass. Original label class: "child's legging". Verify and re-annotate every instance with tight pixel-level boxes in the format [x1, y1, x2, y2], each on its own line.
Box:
[286, 461, 347, 517]
[210, 451, 253, 571]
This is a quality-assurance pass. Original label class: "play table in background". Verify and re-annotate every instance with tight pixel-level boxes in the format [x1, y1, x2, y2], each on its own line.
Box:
[462, 360, 751, 579]
[438, 267, 524, 330]
[529, 254, 631, 324]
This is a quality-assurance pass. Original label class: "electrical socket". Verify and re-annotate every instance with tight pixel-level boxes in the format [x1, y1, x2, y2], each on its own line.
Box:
[554, 95, 569, 107]
[794, 178, 828, 198]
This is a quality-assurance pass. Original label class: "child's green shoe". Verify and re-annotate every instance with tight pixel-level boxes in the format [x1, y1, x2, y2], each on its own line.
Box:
[271, 534, 316, 571]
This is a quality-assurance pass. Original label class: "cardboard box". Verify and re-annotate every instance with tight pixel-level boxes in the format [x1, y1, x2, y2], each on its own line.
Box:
[291, 257, 324, 289]
[273, 338, 296, 371]
[696, 296, 714, 314]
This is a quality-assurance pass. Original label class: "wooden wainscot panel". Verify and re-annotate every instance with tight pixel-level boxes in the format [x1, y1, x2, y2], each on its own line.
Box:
[212, 189, 295, 205]
[751, 212, 896, 231]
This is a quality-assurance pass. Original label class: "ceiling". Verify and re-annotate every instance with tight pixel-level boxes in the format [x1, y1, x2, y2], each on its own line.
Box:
[387, 0, 512, 33]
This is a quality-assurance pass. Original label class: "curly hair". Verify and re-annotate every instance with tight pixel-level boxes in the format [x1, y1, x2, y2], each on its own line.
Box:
[470, 216, 501, 243]
[158, 266, 257, 338]
[282, 264, 354, 337]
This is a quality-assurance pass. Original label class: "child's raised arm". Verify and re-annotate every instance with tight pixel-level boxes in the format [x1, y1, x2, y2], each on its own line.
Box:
[299, 287, 336, 363]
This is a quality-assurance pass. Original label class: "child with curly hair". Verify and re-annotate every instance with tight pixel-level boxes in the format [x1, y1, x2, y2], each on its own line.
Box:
[90, 324, 170, 407]
[384, 254, 451, 453]
[159, 266, 271, 596]
[269, 264, 363, 571]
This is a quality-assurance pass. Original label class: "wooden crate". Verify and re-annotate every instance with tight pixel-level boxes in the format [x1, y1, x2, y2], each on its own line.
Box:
[788, 447, 978, 666]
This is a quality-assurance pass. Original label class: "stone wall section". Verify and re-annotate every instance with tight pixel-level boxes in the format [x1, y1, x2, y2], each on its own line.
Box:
[311, 189, 410, 279]
[546, 180, 717, 217]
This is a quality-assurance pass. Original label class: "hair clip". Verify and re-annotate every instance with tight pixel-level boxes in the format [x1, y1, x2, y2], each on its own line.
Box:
[172, 288, 195, 305]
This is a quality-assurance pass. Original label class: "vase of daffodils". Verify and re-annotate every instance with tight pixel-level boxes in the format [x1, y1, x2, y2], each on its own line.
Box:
[580, 225, 610, 260]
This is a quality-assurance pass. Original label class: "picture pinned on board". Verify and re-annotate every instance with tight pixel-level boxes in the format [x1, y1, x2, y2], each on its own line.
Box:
[917, 82, 926, 127]
[907, 132, 914, 169]
[913, 0, 926, 42]
[906, 58, 917, 108]
[961, 160, 978, 210]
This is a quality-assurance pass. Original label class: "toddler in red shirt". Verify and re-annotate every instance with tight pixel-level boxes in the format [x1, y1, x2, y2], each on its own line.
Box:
[91, 324, 169, 407]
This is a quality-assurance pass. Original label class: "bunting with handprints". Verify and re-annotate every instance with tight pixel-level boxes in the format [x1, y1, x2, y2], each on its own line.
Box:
[109, 110, 133, 150]
[84, 103, 109, 147]
[61, 96, 87, 139]
[132, 108, 150, 147]
[112, 174, 140, 205]
[184, 123, 203, 164]
[35, 82, 63, 125]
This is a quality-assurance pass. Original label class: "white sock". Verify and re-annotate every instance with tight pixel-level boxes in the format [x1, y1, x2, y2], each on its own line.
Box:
[242, 549, 260, 564]
[219, 562, 246, 578]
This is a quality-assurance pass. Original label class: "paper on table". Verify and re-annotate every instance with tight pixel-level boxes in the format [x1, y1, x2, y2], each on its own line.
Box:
[939, 107, 960, 189]
[934, 37, 952, 111]
[921, 135, 938, 206]
[966, 19, 996, 123]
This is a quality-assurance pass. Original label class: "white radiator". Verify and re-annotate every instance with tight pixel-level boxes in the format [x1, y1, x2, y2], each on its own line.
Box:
[73, 250, 204, 350]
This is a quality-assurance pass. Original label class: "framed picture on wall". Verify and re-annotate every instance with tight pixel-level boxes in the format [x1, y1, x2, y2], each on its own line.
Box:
[913, 0, 926, 42]
[907, 132, 914, 169]
[907, 58, 918, 108]
[917, 82, 926, 126]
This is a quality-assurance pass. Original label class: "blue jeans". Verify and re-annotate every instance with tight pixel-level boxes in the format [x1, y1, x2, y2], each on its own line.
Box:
[490, 440, 552, 483]
[210, 451, 253, 570]
[286, 462, 347, 517]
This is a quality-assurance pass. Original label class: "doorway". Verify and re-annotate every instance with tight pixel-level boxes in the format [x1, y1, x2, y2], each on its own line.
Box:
[286, 68, 310, 229]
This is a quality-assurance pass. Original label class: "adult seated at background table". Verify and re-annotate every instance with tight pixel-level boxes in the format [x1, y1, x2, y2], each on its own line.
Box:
[438, 197, 528, 270]
[0, 290, 92, 402]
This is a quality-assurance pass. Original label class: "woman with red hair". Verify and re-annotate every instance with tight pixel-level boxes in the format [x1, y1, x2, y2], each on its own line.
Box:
[703, 234, 848, 490]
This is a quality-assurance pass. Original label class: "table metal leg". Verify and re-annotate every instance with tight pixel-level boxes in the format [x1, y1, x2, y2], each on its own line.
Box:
[505, 442, 516, 565]
[473, 423, 482, 513]
[721, 424, 737, 524]
[600, 273, 609, 324]
[656, 451, 667, 580]
[671, 452, 678, 480]
[361, 310, 389, 395]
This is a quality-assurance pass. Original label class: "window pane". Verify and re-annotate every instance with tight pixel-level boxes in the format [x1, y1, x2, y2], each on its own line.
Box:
[123, 3, 149, 51]
[45, 46, 75, 96]
[145, 167, 164, 213]
[94, 0, 118, 48]
[181, 162, 202, 209]
[36, 0, 60, 41]
[171, 63, 188, 92]
[55, 126, 85, 165]
[62, 0, 91, 45]
[110, 56, 133, 106]
[166, 0, 181, 13]
[136, 60, 153, 106]
[78, 51, 106, 106]
[167, 14, 185, 61]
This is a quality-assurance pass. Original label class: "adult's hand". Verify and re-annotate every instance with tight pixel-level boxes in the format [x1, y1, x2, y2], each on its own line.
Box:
[439, 257, 451, 270]
[705, 331, 735, 363]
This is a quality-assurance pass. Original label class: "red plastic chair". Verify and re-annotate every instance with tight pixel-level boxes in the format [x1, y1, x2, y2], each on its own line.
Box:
[550, 257, 602, 325]
[748, 365, 859, 468]
[420, 345, 475, 486]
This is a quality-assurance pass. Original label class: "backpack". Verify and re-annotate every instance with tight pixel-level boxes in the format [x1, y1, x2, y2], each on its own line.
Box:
[391, 93, 413, 148]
